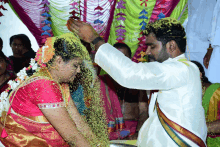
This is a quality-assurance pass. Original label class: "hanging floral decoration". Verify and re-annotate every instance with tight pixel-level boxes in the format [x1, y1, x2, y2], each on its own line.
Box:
[158, 11, 165, 20]
[69, 1, 80, 20]
[93, 1, 104, 34]
[139, 9, 148, 30]
[156, 0, 166, 20]
[0, 0, 8, 24]
[115, 0, 126, 43]
[40, 0, 52, 44]
[149, 0, 169, 23]
[140, 0, 148, 7]
[132, 1, 148, 63]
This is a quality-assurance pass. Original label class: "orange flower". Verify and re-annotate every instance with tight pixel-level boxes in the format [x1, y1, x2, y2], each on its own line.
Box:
[42, 38, 55, 63]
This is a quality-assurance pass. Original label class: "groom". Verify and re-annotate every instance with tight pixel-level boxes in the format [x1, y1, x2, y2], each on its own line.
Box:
[67, 17, 207, 147]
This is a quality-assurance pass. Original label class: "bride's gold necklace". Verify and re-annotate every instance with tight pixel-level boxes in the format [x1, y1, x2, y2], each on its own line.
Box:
[46, 68, 53, 79]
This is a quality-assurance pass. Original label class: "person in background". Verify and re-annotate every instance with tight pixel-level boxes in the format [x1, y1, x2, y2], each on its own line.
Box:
[0, 37, 15, 77]
[192, 60, 220, 147]
[0, 51, 16, 94]
[9, 34, 36, 73]
[99, 42, 148, 140]
[203, 0, 220, 83]
[0, 38, 3, 51]
[113, 43, 149, 139]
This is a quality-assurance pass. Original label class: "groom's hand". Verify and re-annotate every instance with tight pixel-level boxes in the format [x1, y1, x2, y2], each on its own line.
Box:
[67, 18, 99, 43]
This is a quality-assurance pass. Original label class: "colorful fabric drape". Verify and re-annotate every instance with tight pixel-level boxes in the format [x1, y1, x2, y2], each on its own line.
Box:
[203, 83, 220, 147]
[84, 0, 117, 42]
[99, 75, 137, 140]
[7, 0, 188, 57]
[9, 0, 53, 47]
[131, 0, 181, 63]
[0, 0, 8, 24]
[108, 0, 188, 58]
[149, 0, 180, 22]
[8, 0, 116, 46]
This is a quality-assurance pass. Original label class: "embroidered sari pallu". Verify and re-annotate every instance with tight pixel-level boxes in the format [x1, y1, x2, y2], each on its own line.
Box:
[203, 83, 220, 147]
[0, 77, 70, 147]
[156, 102, 206, 147]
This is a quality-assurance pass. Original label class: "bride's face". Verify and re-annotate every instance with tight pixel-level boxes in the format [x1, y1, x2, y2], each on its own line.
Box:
[56, 57, 82, 83]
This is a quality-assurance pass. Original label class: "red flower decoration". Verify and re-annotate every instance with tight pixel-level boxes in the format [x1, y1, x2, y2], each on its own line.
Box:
[70, 2, 78, 6]
[0, 5, 7, 10]
[69, 15, 80, 20]
[69, 10, 79, 16]
[117, 40, 124, 43]
[0, 11, 4, 17]
[0, 0, 8, 4]
[94, 6, 103, 11]
[140, 0, 148, 7]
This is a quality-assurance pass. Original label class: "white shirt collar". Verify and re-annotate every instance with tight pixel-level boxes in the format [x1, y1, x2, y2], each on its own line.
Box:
[166, 53, 187, 62]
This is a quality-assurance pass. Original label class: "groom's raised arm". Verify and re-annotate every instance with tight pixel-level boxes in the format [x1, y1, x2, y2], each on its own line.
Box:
[67, 18, 188, 90]
[95, 43, 187, 90]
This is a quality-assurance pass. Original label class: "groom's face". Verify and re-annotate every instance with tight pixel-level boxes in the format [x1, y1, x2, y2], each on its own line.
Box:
[145, 33, 170, 63]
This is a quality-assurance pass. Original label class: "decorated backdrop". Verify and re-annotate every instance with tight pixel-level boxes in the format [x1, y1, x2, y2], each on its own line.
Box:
[1, 0, 188, 62]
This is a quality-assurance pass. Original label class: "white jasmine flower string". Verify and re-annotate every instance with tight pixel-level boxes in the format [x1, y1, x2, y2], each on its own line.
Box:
[0, 59, 40, 116]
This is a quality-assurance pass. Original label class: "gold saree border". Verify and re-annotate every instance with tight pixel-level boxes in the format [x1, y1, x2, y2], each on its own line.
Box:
[207, 87, 220, 122]
[0, 113, 49, 147]
[6, 110, 49, 123]
[156, 103, 206, 147]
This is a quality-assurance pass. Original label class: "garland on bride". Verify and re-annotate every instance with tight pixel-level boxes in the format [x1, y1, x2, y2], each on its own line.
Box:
[0, 42, 50, 116]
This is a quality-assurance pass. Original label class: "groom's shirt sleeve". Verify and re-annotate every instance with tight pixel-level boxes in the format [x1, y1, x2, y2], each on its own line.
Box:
[95, 43, 188, 90]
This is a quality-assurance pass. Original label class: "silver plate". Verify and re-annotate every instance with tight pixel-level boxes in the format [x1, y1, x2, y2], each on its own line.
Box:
[109, 143, 137, 147]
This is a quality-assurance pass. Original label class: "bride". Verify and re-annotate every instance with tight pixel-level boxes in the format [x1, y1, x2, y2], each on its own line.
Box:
[0, 33, 109, 147]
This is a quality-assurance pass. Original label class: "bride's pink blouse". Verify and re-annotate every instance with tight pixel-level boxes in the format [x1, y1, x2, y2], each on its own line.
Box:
[10, 79, 64, 117]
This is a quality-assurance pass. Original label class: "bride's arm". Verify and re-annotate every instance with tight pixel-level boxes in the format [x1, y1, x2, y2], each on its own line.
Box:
[41, 107, 91, 147]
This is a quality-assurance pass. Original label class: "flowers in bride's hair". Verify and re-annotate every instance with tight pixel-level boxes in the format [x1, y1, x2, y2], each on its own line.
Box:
[30, 58, 38, 70]
[42, 38, 55, 64]
[17, 68, 28, 81]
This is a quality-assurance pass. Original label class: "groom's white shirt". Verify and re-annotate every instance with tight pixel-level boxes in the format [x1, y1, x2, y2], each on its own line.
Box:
[95, 43, 207, 147]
